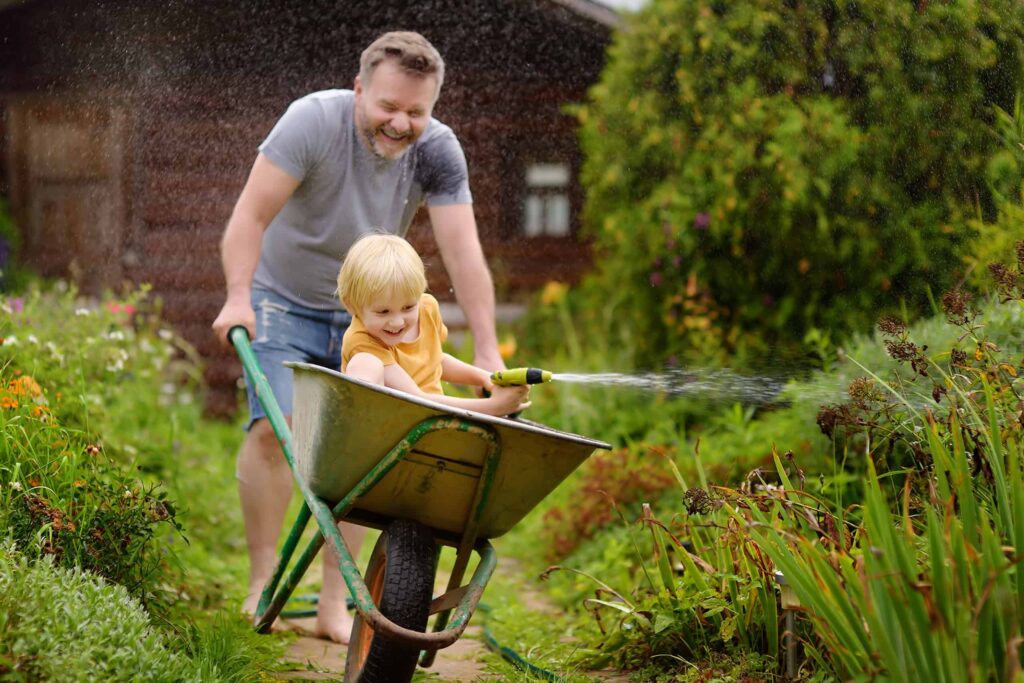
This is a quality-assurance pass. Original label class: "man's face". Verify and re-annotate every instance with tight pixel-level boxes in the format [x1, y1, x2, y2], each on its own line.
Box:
[354, 60, 437, 161]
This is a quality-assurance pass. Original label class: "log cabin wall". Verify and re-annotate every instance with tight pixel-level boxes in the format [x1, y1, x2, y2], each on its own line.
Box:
[0, 0, 612, 415]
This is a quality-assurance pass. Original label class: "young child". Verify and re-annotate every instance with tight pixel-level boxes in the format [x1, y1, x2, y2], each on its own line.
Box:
[337, 233, 530, 416]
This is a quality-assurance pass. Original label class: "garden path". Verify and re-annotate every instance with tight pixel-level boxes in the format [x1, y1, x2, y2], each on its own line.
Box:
[274, 557, 631, 682]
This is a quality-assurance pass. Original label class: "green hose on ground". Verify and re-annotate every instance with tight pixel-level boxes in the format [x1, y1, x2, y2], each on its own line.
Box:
[477, 603, 566, 683]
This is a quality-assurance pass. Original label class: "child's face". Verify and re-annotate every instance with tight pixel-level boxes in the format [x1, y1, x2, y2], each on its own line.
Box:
[359, 291, 421, 346]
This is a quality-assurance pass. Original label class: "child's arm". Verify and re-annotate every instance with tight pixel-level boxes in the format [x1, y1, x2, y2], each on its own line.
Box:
[344, 351, 530, 417]
[440, 353, 493, 391]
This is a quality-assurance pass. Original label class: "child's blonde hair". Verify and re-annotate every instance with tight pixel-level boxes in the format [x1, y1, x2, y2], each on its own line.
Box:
[337, 233, 427, 314]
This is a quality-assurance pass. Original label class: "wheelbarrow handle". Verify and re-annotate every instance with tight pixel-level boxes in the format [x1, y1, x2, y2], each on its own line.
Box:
[228, 324, 251, 349]
[228, 324, 296, 471]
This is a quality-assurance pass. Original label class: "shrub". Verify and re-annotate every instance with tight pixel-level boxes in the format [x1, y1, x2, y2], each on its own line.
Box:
[0, 544, 198, 682]
[541, 446, 676, 560]
[967, 95, 1024, 290]
[576, 0, 1024, 367]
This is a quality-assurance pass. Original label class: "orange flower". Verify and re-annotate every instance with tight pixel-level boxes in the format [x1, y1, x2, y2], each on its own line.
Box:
[497, 335, 518, 361]
[8, 376, 42, 397]
[0, 395, 17, 409]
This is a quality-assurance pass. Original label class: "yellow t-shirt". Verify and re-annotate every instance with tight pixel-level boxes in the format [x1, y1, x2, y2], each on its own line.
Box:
[341, 293, 449, 395]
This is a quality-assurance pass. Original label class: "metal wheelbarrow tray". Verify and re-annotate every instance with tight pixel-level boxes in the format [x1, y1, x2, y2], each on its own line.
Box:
[231, 328, 609, 682]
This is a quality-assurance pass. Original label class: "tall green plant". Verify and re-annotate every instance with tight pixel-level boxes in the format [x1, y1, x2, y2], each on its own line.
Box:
[742, 252, 1024, 680]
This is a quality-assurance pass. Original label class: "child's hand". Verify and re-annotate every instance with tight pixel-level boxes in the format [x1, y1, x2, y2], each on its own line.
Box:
[488, 385, 531, 416]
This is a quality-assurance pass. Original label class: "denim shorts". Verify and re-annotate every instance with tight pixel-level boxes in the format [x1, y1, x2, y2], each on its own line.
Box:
[244, 288, 352, 430]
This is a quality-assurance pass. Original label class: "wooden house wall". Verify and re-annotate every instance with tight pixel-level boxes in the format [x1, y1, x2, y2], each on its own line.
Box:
[0, 0, 610, 415]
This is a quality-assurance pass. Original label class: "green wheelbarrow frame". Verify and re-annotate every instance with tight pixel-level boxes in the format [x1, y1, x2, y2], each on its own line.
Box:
[230, 327, 609, 667]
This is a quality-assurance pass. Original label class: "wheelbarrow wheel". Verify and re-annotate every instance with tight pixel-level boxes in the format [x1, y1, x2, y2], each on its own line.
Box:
[344, 518, 436, 683]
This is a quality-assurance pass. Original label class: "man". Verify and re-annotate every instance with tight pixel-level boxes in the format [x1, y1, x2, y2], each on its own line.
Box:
[211, 31, 505, 644]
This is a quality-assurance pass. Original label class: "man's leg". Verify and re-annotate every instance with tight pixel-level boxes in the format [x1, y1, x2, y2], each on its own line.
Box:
[238, 418, 294, 617]
[315, 521, 368, 643]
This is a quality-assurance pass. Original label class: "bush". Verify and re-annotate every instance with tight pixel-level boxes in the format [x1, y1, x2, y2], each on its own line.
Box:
[576, 0, 1024, 367]
[967, 95, 1024, 289]
[0, 544, 198, 682]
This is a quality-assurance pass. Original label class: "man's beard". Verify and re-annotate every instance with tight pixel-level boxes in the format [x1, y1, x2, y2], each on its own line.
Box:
[362, 124, 412, 161]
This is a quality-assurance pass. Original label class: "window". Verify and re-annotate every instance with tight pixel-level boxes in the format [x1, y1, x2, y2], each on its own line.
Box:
[522, 162, 571, 238]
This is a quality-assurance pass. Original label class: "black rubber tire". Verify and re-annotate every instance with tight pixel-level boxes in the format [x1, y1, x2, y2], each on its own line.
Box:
[344, 518, 436, 683]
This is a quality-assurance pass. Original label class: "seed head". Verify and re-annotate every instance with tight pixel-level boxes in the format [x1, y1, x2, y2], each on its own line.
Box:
[941, 289, 973, 326]
[877, 315, 907, 337]
[683, 488, 714, 515]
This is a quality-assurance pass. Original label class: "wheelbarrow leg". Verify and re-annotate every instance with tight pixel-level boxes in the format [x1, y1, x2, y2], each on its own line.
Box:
[254, 501, 319, 631]
[419, 432, 503, 668]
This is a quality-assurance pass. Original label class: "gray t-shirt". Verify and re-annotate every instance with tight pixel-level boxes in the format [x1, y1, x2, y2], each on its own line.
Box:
[253, 89, 473, 309]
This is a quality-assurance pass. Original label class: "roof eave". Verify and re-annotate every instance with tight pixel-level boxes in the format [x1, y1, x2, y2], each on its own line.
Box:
[546, 0, 622, 29]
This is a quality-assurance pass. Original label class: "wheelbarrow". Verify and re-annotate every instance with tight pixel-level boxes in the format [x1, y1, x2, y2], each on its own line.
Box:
[230, 327, 610, 682]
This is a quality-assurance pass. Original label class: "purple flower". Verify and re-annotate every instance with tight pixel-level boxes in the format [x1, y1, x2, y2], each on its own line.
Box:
[693, 213, 711, 230]
[9, 298, 23, 314]
[761, 294, 775, 308]
[649, 272, 664, 287]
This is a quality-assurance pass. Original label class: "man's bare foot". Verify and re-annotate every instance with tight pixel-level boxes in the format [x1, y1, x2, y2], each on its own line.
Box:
[314, 597, 355, 644]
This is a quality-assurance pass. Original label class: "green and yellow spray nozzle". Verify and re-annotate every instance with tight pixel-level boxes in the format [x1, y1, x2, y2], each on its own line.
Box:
[490, 368, 553, 387]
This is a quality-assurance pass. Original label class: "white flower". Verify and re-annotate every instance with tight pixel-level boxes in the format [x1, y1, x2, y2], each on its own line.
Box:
[26, 335, 38, 345]
[10, 481, 22, 491]
[75, 308, 91, 316]
[158, 329, 173, 341]
[45, 342, 64, 363]
[3, 336, 16, 346]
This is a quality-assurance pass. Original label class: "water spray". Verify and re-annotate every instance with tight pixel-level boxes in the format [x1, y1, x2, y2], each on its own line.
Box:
[491, 365, 792, 406]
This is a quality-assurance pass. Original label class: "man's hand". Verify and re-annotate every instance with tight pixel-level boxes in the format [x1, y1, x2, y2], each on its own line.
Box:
[212, 294, 256, 346]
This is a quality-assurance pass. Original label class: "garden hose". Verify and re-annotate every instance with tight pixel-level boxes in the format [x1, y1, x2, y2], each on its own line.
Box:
[477, 603, 566, 683]
[490, 368, 553, 386]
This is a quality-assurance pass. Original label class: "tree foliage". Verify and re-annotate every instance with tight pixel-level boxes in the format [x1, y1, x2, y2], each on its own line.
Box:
[576, 0, 1024, 366]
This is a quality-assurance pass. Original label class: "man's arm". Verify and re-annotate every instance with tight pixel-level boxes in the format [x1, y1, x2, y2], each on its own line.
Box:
[212, 153, 300, 344]
[428, 203, 505, 372]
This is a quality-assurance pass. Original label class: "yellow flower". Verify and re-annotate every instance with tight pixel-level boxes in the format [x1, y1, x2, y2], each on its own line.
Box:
[498, 335, 518, 361]
[540, 281, 568, 307]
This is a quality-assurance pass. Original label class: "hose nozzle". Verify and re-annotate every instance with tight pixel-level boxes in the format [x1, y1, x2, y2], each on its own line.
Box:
[490, 368, 553, 387]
